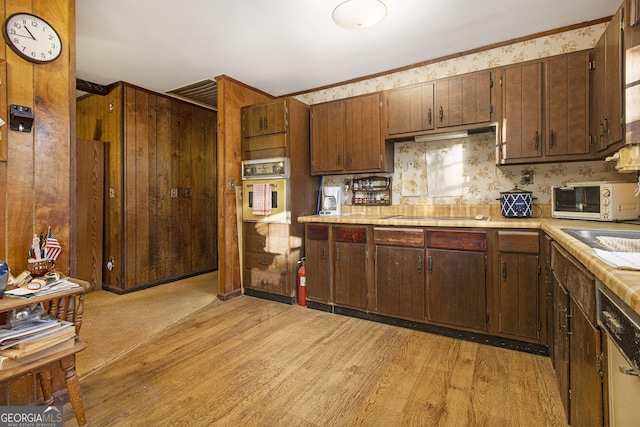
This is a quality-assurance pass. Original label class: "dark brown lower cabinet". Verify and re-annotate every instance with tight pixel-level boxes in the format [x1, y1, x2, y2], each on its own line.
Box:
[374, 227, 426, 320]
[496, 231, 544, 343]
[551, 242, 603, 426]
[333, 226, 368, 310]
[426, 229, 488, 332]
[305, 224, 331, 303]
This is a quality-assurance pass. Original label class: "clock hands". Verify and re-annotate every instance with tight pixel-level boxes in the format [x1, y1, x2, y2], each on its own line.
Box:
[22, 25, 36, 40]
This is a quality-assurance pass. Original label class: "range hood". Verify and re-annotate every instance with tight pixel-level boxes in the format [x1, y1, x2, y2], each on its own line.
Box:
[414, 130, 468, 143]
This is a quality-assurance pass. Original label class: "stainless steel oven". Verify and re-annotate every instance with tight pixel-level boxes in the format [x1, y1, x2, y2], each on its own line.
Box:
[597, 281, 640, 425]
[241, 158, 290, 223]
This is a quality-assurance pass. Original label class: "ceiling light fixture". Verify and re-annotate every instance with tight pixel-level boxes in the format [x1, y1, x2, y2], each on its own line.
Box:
[332, 0, 387, 30]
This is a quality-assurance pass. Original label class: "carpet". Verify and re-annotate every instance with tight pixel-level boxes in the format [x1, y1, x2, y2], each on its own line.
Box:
[76, 271, 219, 377]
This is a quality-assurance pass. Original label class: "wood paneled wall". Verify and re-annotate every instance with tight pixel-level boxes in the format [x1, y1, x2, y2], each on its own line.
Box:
[77, 82, 218, 292]
[215, 76, 271, 299]
[0, 0, 76, 405]
[0, 0, 75, 276]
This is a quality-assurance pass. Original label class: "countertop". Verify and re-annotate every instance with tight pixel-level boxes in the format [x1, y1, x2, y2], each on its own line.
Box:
[298, 214, 640, 317]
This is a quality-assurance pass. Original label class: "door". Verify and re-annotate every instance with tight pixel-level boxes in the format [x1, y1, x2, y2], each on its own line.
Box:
[386, 83, 434, 135]
[344, 93, 383, 171]
[333, 226, 368, 309]
[305, 224, 331, 303]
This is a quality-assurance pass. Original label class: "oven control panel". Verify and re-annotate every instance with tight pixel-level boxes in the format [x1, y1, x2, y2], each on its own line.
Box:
[242, 158, 289, 179]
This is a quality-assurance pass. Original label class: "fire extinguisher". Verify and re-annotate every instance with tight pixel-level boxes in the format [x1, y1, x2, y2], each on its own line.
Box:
[297, 257, 307, 307]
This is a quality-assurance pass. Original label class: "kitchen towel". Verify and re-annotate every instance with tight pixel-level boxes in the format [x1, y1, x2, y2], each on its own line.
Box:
[252, 183, 272, 215]
[595, 236, 640, 252]
[593, 248, 640, 270]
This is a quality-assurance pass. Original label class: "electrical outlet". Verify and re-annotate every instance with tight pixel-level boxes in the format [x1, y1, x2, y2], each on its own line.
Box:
[521, 170, 534, 185]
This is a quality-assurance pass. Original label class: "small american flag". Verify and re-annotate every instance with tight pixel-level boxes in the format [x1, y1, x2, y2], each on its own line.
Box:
[44, 228, 62, 261]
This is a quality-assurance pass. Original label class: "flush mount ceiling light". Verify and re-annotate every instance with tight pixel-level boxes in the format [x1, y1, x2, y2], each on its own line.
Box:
[332, 0, 387, 30]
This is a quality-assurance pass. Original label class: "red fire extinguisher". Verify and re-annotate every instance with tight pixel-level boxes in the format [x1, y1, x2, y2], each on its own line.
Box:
[297, 257, 307, 307]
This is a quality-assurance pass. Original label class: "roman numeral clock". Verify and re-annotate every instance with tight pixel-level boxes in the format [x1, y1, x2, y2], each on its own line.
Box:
[2, 12, 62, 63]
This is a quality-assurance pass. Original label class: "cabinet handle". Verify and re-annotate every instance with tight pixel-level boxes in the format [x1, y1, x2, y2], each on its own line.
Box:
[260, 241, 267, 248]
[418, 255, 423, 273]
[603, 117, 610, 135]
[259, 117, 264, 130]
[260, 261, 269, 266]
[549, 130, 555, 148]
[346, 152, 352, 169]
[336, 248, 341, 263]
[501, 261, 507, 279]
[427, 108, 432, 125]
[264, 116, 268, 130]
[427, 255, 433, 272]
[439, 106, 444, 123]
[322, 247, 327, 262]
[260, 279, 269, 285]
[337, 152, 342, 166]
[534, 131, 539, 150]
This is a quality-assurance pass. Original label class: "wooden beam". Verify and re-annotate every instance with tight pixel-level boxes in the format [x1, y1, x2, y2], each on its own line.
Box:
[76, 78, 109, 95]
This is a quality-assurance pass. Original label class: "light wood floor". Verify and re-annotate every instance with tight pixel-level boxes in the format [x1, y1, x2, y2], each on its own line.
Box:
[65, 296, 567, 427]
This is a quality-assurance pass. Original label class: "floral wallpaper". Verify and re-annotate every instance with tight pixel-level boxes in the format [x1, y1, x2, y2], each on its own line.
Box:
[299, 22, 640, 215]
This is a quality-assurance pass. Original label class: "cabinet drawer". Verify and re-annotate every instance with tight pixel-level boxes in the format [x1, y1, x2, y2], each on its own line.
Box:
[334, 226, 367, 243]
[244, 252, 288, 273]
[244, 223, 289, 253]
[244, 270, 287, 294]
[426, 229, 486, 251]
[498, 230, 539, 253]
[374, 227, 424, 247]
[307, 224, 329, 241]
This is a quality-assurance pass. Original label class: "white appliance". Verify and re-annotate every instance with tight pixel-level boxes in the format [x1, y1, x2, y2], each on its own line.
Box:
[551, 181, 640, 221]
[319, 186, 342, 216]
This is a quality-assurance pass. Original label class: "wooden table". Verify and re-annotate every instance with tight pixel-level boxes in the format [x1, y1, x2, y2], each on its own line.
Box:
[0, 280, 89, 427]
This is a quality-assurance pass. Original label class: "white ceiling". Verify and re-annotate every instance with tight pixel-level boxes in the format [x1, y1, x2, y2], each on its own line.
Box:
[76, 0, 621, 99]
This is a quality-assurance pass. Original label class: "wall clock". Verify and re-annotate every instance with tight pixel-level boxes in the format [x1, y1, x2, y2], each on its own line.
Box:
[2, 12, 62, 64]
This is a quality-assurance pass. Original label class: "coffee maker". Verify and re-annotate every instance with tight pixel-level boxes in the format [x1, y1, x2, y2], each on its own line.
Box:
[319, 186, 342, 216]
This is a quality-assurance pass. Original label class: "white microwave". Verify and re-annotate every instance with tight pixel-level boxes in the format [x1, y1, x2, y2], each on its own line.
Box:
[551, 181, 640, 221]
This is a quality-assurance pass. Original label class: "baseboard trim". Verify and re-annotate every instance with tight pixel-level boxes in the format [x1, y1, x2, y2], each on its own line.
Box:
[243, 288, 296, 305]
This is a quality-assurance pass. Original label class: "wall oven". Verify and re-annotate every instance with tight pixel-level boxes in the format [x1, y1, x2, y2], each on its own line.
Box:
[241, 158, 290, 223]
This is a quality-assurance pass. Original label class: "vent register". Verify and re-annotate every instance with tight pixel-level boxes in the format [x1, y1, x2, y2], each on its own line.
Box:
[76, 78, 218, 110]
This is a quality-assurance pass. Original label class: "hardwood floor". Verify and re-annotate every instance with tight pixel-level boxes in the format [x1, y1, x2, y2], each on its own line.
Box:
[65, 296, 567, 426]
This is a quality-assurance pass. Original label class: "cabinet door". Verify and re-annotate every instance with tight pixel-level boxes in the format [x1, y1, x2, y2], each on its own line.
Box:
[262, 100, 287, 136]
[427, 248, 487, 331]
[242, 100, 287, 138]
[333, 226, 368, 310]
[591, 34, 607, 151]
[375, 245, 426, 320]
[498, 252, 540, 341]
[310, 100, 344, 174]
[435, 77, 463, 128]
[546, 51, 590, 157]
[386, 83, 434, 135]
[552, 275, 570, 422]
[306, 224, 330, 303]
[500, 62, 543, 161]
[569, 297, 603, 427]
[344, 93, 383, 171]
[243, 104, 266, 138]
[604, 6, 623, 149]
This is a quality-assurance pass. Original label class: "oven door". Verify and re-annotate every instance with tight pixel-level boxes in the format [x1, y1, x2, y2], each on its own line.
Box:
[552, 185, 602, 219]
[242, 178, 289, 223]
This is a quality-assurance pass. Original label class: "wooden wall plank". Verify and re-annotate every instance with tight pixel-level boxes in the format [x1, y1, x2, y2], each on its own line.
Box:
[147, 94, 159, 282]
[178, 102, 192, 275]
[134, 89, 150, 288]
[155, 96, 172, 280]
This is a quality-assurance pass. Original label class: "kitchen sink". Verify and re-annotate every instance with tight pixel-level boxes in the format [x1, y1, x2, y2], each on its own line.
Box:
[561, 228, 640, 250]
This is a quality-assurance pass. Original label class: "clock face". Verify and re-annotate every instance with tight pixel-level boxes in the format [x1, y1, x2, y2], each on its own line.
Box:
[3, 13, 62, 63]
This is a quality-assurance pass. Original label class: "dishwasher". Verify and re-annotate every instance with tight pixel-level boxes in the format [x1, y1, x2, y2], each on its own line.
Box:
[597, 281, 640, 426]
